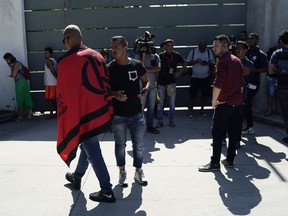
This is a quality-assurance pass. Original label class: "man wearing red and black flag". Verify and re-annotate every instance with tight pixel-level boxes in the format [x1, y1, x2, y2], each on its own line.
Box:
[57, 24, 115, 203]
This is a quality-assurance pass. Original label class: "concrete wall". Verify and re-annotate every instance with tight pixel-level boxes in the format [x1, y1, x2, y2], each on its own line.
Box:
[0, 0, 27, 111]
[247, 0, 288, 113]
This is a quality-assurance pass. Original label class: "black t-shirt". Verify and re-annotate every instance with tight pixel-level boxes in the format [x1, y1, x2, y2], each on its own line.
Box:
[157, 51, 185, 85]
[247, 46, 268, 85]
[107, 58, 146, 116]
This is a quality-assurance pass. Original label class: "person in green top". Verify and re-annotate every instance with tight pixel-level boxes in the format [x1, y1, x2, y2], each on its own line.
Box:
[3, 53, 34, 121]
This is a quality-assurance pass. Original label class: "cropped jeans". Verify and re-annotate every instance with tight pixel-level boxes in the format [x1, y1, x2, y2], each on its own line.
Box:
[112, 112, 146, 168]
[73, 136, 112, 193]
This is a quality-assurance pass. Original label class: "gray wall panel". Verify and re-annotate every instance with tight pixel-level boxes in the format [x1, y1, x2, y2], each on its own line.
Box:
[29, 73, 44, 90]
[26, 25, 245, 54]
[25, 11, 66, 31]
[25, 0, 247, 111]
[25, 0, 242, 10]
[25, 5, 246, 31]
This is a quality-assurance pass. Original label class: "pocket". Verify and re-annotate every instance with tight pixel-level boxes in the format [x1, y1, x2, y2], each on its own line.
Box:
[167, 84, 174, 96]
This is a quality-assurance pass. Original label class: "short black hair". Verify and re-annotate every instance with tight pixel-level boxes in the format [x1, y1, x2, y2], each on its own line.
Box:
[279, 29, 288, 45]
[3, 53, 16, 63]
[236, 40, 248, 49]
[111, 36, 128, 47]
[45, 47, 53, 54]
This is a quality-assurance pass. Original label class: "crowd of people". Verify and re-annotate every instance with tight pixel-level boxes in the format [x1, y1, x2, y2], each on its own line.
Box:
[3, 25, 288, 203]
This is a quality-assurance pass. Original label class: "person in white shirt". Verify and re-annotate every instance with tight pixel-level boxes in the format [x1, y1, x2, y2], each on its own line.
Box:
[186, 41, 215, 117]
[44, 47, 58, 119]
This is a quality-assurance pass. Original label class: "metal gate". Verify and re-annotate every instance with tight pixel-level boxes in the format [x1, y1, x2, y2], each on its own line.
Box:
[24, 0, 247, 111]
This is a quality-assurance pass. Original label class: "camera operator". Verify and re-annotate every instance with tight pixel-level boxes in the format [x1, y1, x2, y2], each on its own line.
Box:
[135, 45, 161, 134]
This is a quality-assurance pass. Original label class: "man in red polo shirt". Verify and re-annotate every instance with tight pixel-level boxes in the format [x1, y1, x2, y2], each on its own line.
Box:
[199, 34, 244, 172]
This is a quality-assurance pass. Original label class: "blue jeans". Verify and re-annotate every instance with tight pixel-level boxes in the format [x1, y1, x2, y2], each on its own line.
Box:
[73, 136, 112, 193]
[267, 77, 276, 97]
[112, 112, 146, 168]
[141, 87, 157, 128]
[157, 84, 176, 123]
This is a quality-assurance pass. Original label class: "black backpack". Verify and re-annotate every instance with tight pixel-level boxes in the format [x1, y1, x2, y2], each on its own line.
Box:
[276, 51, 288, 88]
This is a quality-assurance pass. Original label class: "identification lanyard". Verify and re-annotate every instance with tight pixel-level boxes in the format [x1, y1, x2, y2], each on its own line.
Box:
[167, 54, 174, 74]
[166, 54, 173, 66]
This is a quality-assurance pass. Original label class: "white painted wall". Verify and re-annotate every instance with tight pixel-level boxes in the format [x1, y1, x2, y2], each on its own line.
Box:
[0, 0, 27, 111]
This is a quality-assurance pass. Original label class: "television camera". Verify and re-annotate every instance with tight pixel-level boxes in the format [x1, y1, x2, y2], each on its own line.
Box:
[133, 31, 156, 54]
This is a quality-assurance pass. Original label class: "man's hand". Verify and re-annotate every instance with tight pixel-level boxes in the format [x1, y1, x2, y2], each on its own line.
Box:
[112, 90, 127, 102]
[137, 87, 148, 98]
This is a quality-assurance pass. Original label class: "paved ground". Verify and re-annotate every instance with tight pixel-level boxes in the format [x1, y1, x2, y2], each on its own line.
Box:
[0, 109, 287, 216]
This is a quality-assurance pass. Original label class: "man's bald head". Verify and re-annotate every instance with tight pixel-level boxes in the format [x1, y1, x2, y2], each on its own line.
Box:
[63, 24, 82, 49]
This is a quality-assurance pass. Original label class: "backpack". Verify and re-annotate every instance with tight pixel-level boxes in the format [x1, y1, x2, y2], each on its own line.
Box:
[22, 65, 31, 80]
[276, 51, 288, 88]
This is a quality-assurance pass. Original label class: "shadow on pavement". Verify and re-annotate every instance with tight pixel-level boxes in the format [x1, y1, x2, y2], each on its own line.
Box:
[214, 133, 286, 215]
[68, 183, 146, 216]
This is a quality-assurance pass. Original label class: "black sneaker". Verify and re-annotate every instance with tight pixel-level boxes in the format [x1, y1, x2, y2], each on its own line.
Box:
[283, 137, 288, 144]
[89, 190, 116, 203]
[65, 172, 81, 190]
[221, 159, 234, 168]
[147, 126, 160, 134]
[198, 163, 220, 172]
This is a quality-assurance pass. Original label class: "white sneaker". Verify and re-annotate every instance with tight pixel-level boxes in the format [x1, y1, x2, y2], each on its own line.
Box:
[118, 170, 128, 187]
[134, 168, 148, 186]
[242, 127, 254, 135]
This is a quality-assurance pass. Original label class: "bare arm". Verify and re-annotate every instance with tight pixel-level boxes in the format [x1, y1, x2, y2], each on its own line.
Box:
[211, 86, 222, 109]
[138, 74, 150, 98]
[47, 59, 57, 78]
[11, 62, 21, 78]
[175, 61, 187, 78]
[268, 64, 276, 74]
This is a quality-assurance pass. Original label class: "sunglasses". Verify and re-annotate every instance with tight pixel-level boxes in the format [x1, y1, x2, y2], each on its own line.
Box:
[62, 35, 72, 44]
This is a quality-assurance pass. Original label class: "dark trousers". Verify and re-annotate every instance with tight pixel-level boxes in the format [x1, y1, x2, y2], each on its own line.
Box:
[211, 104, 242, 164]
[278, 89, 288, 136]
[243, 88, 258, 128]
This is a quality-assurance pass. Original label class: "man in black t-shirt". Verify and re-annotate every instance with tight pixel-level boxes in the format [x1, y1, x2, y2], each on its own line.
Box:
[242, 33, 268, 135]
[156, 39, 187, 128]
[107, 36, 150, 187]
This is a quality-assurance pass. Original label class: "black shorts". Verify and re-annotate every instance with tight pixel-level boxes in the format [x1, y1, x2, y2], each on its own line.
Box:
[189, 77, 211, 98]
